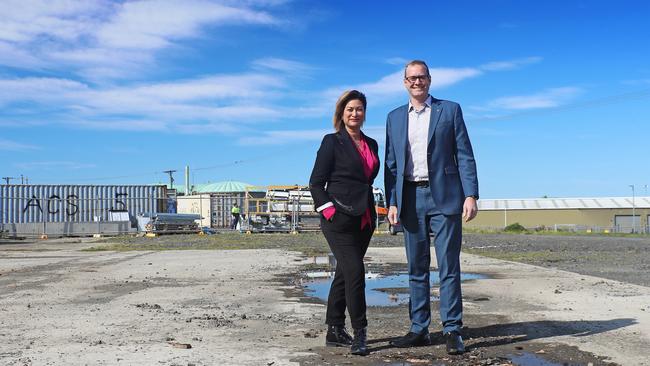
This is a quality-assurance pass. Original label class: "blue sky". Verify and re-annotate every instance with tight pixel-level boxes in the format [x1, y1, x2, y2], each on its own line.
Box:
[1, 0, 649, 198]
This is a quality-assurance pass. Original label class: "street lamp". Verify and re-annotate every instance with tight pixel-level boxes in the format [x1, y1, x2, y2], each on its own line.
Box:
[629, 185, 636, 233]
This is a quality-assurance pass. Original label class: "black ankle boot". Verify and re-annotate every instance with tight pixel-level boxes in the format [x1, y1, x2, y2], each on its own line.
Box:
[351, 327, 368, 356]
[325, 325, 353, 347]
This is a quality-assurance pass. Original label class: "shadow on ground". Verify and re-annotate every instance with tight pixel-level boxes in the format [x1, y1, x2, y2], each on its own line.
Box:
[298, 308, 627, 366]
[461, 318, 637, 349]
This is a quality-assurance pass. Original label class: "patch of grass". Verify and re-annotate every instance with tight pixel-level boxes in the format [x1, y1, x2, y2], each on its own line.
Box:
[463, 227, 649, 238]
[504, 222, 527, 233]
[83, 232, 331, 256]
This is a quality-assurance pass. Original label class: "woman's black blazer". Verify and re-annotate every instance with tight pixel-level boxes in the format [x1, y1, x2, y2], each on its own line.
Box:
[309, 128, 380, 222]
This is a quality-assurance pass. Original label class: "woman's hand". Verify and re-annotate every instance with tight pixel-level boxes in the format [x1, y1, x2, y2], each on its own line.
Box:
[322, 206, 336, 221]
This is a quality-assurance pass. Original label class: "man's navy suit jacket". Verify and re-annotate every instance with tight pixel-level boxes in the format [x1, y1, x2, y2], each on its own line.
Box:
[384, 98, 478, 217]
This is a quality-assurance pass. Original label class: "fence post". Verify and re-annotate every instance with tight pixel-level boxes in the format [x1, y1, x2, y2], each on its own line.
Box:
[97, 197, 101, 235]
[41, 197, 47, 239]
[291, 197, 298, 233]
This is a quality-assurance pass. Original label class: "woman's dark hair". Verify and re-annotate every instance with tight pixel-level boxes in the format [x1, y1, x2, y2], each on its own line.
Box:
[333, 90, 367, 132]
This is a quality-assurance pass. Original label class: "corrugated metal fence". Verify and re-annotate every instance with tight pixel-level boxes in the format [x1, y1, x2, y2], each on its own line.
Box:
[0, 184, 168, 237]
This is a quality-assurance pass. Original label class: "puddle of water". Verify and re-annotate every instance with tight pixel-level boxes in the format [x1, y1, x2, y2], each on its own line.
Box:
[304, 269, 486, 307]
[306, 254, 337, 266]
[509, 352, 581, 366]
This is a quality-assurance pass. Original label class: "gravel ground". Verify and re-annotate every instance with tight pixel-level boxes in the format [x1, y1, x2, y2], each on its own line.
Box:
[460, 233, 650, 288]
[2, 232, 649, 365]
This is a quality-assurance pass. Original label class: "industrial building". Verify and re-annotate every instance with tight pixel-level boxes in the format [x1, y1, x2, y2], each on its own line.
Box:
[176, 181, 263, 229]
[467, 196, 650, 233]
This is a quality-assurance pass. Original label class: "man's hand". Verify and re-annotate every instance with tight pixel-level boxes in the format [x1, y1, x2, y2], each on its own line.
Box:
[388, 205, 399, 225]
[462, 197, 478, 222]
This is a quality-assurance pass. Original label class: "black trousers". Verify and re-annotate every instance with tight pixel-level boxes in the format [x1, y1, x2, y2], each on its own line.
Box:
[320, 212, 373, 330]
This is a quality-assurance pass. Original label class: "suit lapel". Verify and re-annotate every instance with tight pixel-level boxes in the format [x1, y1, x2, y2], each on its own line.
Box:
[397, 105, 409, 166]
[428, 97, 443, 144]
[337, 128, 365, 178]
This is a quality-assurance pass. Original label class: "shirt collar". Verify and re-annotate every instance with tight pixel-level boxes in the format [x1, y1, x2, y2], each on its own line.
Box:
[408, 95, 433, 112]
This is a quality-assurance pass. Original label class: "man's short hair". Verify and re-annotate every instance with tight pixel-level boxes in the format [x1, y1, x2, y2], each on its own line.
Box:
[404, 60, 430, 78]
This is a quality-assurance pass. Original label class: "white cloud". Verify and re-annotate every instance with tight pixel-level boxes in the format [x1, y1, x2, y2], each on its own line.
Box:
[0, 77, 88, 106]
[362, 125, 387, 145]
[0, 41, 47, 69]
[238, 129, 329, 145]
[0, 0, 284, 79]
[480, 56, 542, 71]
[251, 57, 315, 74]
[237, 125, 387, 147]
[14, 161, 96, 170]
[0, 55, 543, 135]
[489, 87, 583, 110]
[95, 0, 278, 50]
[177, 122, 242, 135]
[0, 0, 107, 43]
[0, 139, 40, 151]
[385, 57, 408, 66]
[324, 67, 482, 107]
[0, 73, 288, 125]
[115, 73, 286, 102]
[354, 71, 405, 98]
[69, 119, 169, 132]
[429, 67, 483, 89]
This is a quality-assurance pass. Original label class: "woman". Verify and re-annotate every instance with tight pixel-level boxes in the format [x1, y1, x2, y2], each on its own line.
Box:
[309, 90, 379, 356]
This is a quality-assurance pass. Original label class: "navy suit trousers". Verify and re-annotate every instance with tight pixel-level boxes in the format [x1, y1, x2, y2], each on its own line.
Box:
[401, 183, 463, 334]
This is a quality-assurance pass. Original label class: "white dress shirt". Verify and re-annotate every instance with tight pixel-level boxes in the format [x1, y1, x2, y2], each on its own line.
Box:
[405, 95, 432, 182]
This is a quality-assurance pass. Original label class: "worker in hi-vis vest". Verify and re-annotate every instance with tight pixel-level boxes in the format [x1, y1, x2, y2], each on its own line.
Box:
[230, 203, 241, 230]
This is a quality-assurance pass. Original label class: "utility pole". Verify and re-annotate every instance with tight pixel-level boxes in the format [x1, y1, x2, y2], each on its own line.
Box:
[2, 177, 15, 185]
[163, 170, 176, 189]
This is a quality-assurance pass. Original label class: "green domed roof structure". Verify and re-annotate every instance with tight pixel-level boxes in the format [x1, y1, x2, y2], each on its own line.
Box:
[193, 181, 259, 193]
[156, 180, 265, 194]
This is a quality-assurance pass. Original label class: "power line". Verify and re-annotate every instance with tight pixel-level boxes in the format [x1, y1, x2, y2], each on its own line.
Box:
[68, 146, 296, 183]
[192, 145, 295, 171]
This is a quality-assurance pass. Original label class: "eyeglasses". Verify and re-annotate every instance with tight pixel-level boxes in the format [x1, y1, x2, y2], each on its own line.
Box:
[405, 75, 430, 83]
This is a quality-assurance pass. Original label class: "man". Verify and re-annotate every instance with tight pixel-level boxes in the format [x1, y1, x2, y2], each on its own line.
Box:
[384, 60, 478, 355]
[230, 202, 241, 230]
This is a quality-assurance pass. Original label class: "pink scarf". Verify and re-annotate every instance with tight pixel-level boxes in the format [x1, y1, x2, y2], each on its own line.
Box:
[356, 136, 378, 230]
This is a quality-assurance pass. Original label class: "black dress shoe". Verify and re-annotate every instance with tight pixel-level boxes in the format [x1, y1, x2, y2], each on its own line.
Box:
[389, 331, 431, 348]
[444, 331, 465, 355]
[350, 327, 369, 356]
[325, 325, 353, 347]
